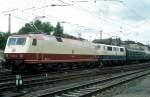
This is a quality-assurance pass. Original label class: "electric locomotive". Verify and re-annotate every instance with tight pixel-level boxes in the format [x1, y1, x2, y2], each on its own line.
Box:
[4, 34, 99, 72]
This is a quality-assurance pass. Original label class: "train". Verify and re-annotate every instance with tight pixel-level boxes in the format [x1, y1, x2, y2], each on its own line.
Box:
[4, 34, 150, 73]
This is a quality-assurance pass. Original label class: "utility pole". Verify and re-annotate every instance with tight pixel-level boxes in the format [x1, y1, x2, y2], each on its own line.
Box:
[78, 32, 81, 38]
[2, 8, 18, 34]
[100, 30, 102, 40]
[8, 14, 11, 34]
[4, 13, 11, 34]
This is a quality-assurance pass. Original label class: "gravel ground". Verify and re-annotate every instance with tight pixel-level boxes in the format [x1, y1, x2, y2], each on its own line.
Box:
[113, 74, 150, 97]
[95, 74, 150, 97]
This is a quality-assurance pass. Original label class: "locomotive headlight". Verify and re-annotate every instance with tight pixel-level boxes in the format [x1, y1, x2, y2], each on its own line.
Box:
[5, 54, 8, 58]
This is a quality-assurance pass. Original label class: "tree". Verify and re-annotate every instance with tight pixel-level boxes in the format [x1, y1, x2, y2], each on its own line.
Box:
[18, 20, 54, 35]
[0, 33, 9, 50]
[18, 23, 35, 34]
[41, 22, 54, 34]
[53, 22, 64, 37]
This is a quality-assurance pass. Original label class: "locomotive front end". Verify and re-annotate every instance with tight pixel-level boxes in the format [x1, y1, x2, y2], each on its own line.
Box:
[4, 35, 28, 72]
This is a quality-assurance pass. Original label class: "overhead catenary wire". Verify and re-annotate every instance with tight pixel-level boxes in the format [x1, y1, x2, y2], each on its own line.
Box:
[5, 0, 136, 34]
[119, 1, 150, 28]
[71, 2, 150, 38]
[0, 0, 98, 33]
[0, 0, 126, 36]
[65, 0, 141, 32]
[18, 0, 100, 32]
[12, 11, 98, 35]
[21, 7, 99, 32]
[1, 0, 150, 42]
[19, 0, 124, 30]
[2, 0, 147, 33]
[11, 14, 40, 33]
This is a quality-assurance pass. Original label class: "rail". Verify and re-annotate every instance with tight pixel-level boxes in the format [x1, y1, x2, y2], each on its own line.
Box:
[27, 69, 150, 97]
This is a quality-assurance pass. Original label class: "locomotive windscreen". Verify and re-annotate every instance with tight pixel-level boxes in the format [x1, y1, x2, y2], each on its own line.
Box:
[8, 37, 26, 45]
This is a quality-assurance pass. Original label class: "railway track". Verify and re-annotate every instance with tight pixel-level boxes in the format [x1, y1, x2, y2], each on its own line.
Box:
[0, 67, 120, 93]
[25, 69, 150, 97]
[1, 62, 150, 97]
[0, 62, 148, 83]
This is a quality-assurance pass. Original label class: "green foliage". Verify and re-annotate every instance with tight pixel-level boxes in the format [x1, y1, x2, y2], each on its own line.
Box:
[18, 20, 64, 36]
[18, 20, 54, 35]
[41, 22, 54, 35]
[18, 23, 34, 34]
[0, 33, 9, 50]
[53, 22, 64, 37]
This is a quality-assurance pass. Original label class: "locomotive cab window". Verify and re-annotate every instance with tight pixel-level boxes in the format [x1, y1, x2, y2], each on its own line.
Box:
[8, 38, 16, 45]
[16, 38, 26, 45]
[8, 38, 26, 45]
[32, 39, 37, 46]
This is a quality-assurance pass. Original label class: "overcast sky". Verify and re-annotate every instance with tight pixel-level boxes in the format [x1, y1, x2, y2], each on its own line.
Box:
[0, 0, 150, 44]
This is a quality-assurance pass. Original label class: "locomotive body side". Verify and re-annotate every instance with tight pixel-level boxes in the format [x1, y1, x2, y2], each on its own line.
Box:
[26, 35, 98, 63]
[4, 34, 99, 72]
[95, 44, 126, 66]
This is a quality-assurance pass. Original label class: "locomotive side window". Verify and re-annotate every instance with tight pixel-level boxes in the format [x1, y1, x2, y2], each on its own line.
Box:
[56, 37, 63, 42]
[8, 38, 16, 45]
[103, 46, 106, 50]
[117, 48, 119, 51]
[16, 38, 26, 45]
[107, 46, 112, 51]
[113, 47, 117, 51]
[32, 39, 37, 46]
[95, 45, 101, 50]
[120, 48, 124, 52]
[97, 45, 101, 49]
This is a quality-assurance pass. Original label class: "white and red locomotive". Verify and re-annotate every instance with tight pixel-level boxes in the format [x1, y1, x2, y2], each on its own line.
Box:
[4, 34, 126, 72]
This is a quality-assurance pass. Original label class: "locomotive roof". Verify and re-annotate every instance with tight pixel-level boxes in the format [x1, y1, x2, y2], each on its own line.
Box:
[94, 43, 125, 48]
[9, 34, 126, 48]
[9, 34, 90, 43]
[10, 34, 52, 40]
